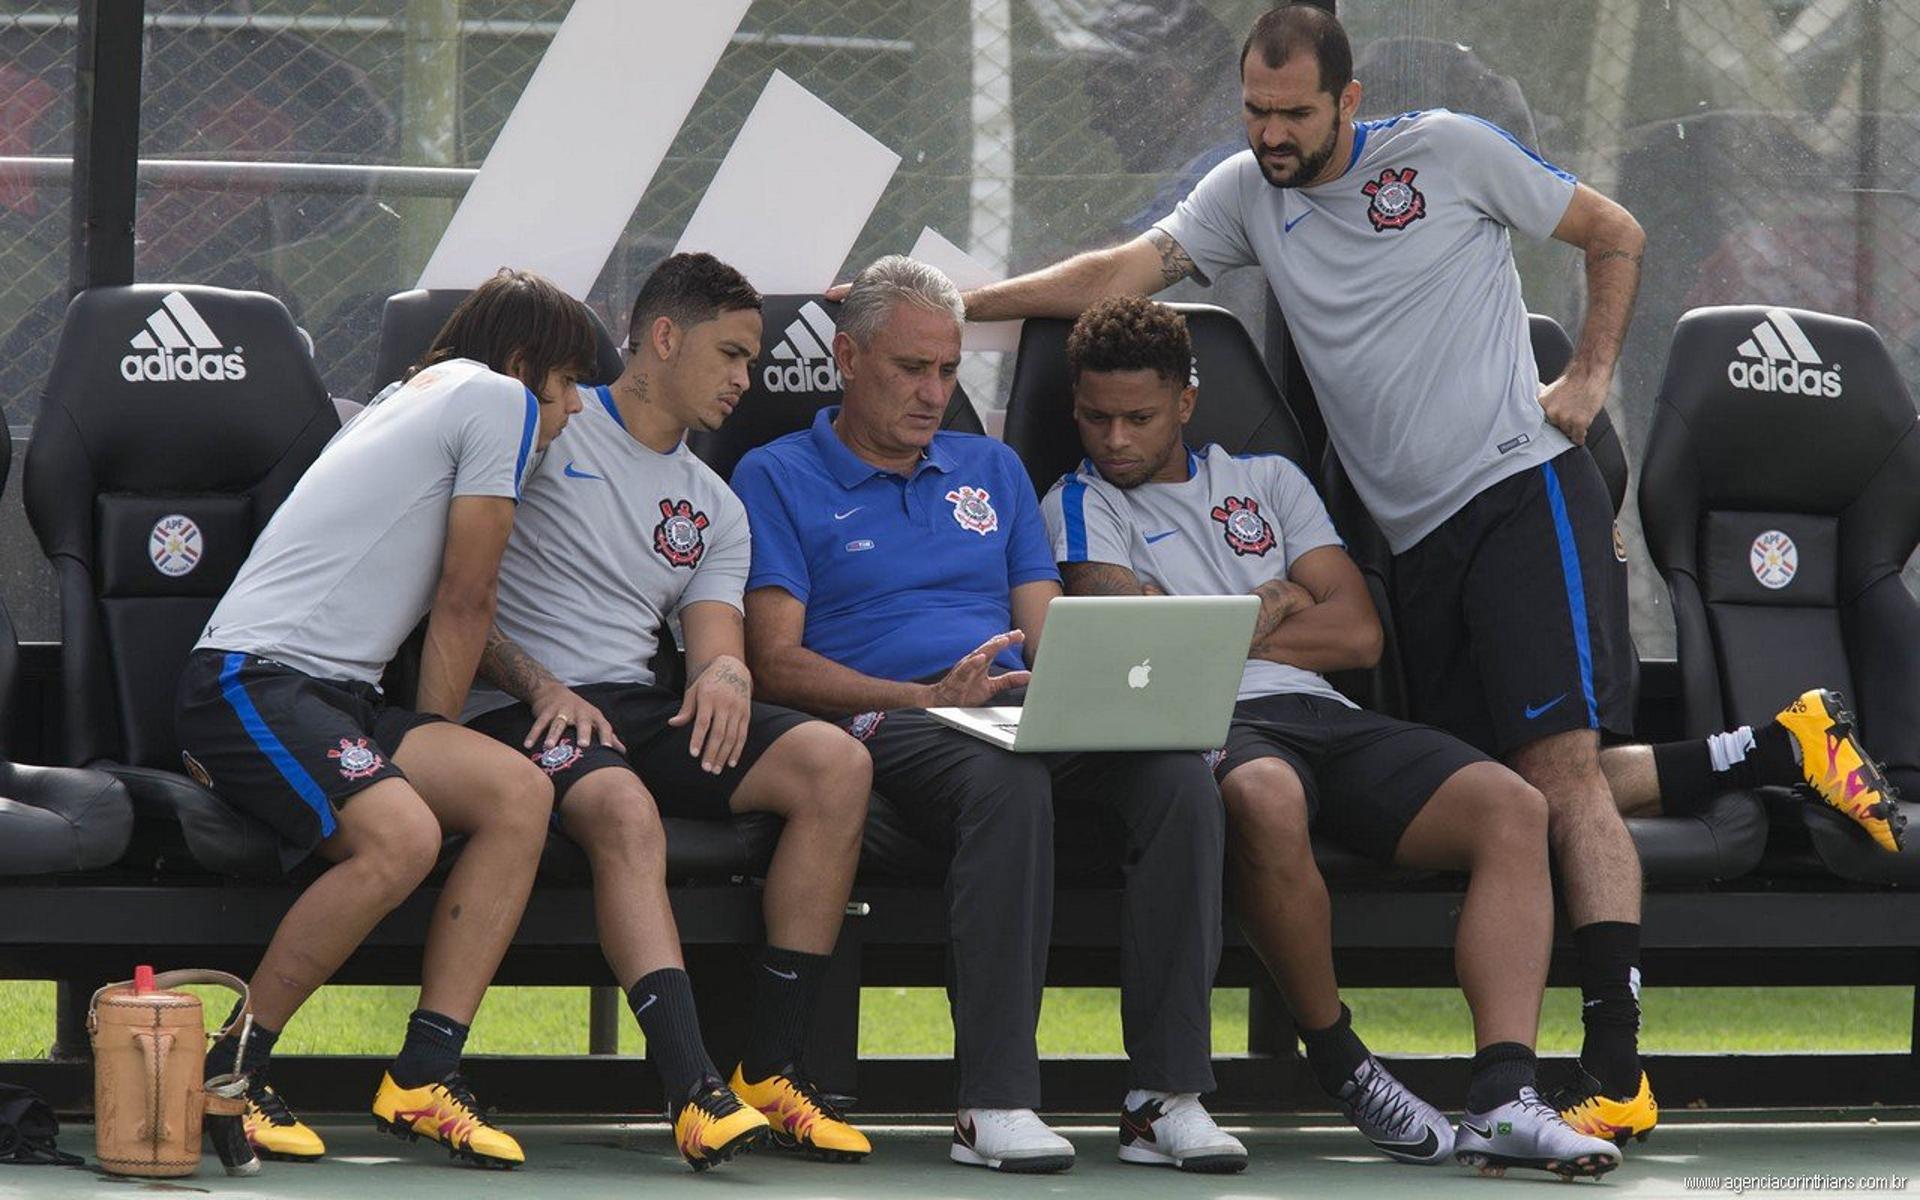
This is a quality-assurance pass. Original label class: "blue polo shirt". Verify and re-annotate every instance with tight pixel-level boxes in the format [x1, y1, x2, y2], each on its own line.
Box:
[731, 407, 1060, 682]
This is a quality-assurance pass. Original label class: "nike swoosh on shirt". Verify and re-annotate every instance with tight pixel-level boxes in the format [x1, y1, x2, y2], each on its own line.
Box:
[1524, 693, 1568, 720]
[833, 507, 864, 520]
[1144, 530, 1181, 544]
[564, 462, 605, 480]
[1284, 210, 1314, 233]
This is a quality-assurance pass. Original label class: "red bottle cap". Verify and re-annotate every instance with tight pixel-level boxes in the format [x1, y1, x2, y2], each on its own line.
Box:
[133, 965, 155, 994]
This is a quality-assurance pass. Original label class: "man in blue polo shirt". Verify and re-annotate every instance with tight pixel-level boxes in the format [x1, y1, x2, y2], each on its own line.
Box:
[731, 256, 1242, 1176]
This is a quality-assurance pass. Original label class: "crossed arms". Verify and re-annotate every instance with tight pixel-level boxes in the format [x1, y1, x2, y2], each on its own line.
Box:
[1059, 545, 1381, 675]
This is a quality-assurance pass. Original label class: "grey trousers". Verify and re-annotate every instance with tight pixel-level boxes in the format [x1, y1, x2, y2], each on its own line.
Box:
[842, 707, 1225, 1108]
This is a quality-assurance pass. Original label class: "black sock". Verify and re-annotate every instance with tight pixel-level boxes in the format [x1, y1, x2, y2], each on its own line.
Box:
[1744, 720, 1801, 788]
[388, 1008, 469, 1088]
[1649, 740, 1715, 816]
[629, 969, 718, 1106]
[1300, 1003, 1370, 1096]
[1572, 922, 1641, 1098]
[205, 1000, 279, 1083]
[1651, 721, 1801, 814]
[1466, 1042, 1536, 1113]
[741, 945, 831, 1083]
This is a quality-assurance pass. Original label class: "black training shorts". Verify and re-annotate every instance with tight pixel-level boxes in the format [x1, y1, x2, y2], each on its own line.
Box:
[465, 681, 812, 821]
[1391, 448, 1634, 756]
[175, 649, 442, 869]
[1214, 692, 1491, 863]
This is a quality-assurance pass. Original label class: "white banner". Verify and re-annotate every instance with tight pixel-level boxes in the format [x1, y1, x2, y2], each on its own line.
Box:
[675, 70, 901, 294]
[909, 226, 1022, 353]
[418, 0, 751, 297]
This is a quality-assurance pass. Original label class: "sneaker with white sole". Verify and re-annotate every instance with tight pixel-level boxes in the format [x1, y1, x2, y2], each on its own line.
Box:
[950, 1108, 1074, 1173]
[1335, 1055, 1454, 1164]
[1455, 1087, 1622, 1180]
[1117, 1093, 1247, 1173]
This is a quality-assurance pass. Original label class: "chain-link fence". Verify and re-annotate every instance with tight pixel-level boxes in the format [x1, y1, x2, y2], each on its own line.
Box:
[1340, 0, 1920, 652]
[2, 0, 1917, 647]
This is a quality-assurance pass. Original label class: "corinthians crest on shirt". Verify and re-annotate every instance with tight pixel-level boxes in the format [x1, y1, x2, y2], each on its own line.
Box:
[328, 737, 384, 780]
[653, 498, 709, 568]
[946, 485, 998, 535]
[1212, 496, 1276, 556]
[1362, 166, 1426, 232]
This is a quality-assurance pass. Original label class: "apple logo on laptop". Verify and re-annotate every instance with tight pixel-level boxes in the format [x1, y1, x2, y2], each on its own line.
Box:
[1128, 658, 1152, 689]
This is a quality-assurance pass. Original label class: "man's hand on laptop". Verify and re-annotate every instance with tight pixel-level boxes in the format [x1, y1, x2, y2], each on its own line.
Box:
[924, 632, 1032, 707]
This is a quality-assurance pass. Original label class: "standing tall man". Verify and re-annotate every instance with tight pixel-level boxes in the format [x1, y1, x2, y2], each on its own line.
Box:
[956, 3, 1661, 1139]
[733, 256, 1243, 1175]
[463, 253, 876, 1171]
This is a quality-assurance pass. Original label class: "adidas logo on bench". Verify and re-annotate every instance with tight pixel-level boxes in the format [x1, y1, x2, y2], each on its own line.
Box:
[1726, 308, 1841, 398]
[761, 300, 843, 394]
[120, 291, 248, 383]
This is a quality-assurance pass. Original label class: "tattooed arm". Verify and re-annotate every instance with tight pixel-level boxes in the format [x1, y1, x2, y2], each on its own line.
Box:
[1059, 559, 1366, 668]
[673, 600, 755, 775]
[1541, 183, 1646, 444]
[478, 625, 623, 750]
[1249, 547, 1382, 672]
[961, 228, 1197, 321]
[1060, 560, 1148, 596]
[480, 625, 562, 702]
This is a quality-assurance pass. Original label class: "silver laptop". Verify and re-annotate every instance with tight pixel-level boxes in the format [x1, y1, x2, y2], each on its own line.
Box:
[927, 595, 1258, 752]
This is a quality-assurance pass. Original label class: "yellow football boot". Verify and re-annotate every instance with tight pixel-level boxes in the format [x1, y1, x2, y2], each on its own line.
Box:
[371, 1071, 525, 1169]
[242, 1081, 325, 1162]
[1775, 689, 1907, 852]
[674, 1077, 770, 1171]
[1554, 1070, 1658, 1147]
[730, 1063, 872, 1162]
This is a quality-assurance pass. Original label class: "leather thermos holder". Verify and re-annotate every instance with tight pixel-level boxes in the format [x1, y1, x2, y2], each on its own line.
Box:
[89, 968, 251, 1177]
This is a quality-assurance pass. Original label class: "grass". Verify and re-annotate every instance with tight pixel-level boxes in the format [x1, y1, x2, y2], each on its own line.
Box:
[3, 981, 1909, 1059]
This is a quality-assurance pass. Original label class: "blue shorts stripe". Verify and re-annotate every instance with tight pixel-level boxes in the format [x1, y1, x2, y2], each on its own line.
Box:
[1062, 478, 1089, 561]
[1540, 464, 1599, 729]
[514, 388, 540, 499]
[217, 653, 337, 837]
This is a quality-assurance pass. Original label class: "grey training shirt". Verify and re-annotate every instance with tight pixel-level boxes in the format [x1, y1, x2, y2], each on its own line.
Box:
[1041, 444, 1353, 705]
[1154, 109, 1579, 552]
[199, 357, 538, 684]
[465, 386, 750, 719]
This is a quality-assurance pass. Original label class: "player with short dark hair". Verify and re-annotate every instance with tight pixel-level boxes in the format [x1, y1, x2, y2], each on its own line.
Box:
[1240, 2, 1351, 99]
[178, 268, 594, 1170]
[953, 2, 1902, 1150]
[465, 253, 875, 1171]
[626, 250, 766, 347]
[734, 257, 1244, 1175]
[1048, 297, 1621, 1179]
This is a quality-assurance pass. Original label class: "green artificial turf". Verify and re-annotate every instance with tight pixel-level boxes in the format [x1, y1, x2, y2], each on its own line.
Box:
[3, 981, 1907, 1058]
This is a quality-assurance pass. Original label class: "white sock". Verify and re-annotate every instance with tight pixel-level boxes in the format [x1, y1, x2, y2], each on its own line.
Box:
[1706, 726, 1756, 773]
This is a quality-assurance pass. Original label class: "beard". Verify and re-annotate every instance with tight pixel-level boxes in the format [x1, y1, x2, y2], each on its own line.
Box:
[1251, 117, 1341, 188]
[1100, 439, 1181, 490]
